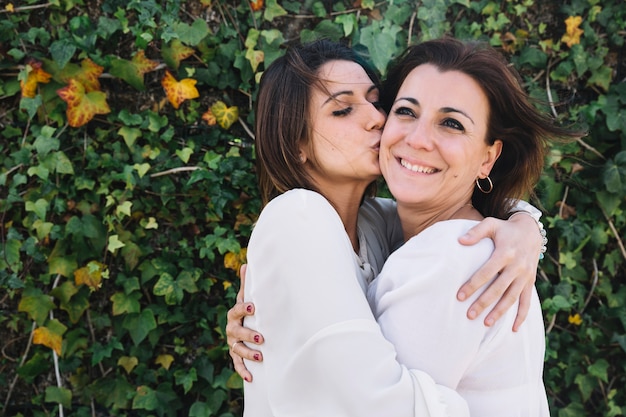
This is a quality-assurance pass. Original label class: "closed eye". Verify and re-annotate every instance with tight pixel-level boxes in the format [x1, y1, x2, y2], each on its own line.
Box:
[333, 107, 353, 117]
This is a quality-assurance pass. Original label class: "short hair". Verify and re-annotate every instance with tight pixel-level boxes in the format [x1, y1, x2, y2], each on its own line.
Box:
[255, 39, 381, 206]
[381, 37, 583, 219]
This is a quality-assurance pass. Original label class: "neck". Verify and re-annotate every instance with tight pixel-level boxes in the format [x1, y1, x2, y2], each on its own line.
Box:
[397, 200, 482, 242]
[318, 186, 368, 252]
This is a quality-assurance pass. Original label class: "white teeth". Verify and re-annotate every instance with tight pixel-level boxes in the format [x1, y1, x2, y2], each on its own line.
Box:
[400, 159, 437, 174]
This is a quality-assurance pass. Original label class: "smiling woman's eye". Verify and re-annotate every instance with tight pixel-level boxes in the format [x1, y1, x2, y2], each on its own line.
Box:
[442, 118, 464, 131]
[393, 106, 415, 117]
[332, 107, 353, 117]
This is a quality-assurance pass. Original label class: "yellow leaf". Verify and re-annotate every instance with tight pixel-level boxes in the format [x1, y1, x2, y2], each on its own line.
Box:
[568, 313, 583, 326]
[223, 248, 247, 273]
[132, 50, 159, 75]
[57, 79, 111, 127]
[20, 60, 52, 98]
[161, 70, 199, 109]
[211, 100, 239, 130]
[561, 16, 584, 48]
[118, 355, 139, 374]
[245, 48, 264, 72]
[33, 326, 63, 356]
[74, 261, 107, 291]
[155, 354, 175, 370]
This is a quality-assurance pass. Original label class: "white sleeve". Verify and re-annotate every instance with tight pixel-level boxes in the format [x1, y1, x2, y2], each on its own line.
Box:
[507, 199, 542, 222]
[244, 190, 468, 417]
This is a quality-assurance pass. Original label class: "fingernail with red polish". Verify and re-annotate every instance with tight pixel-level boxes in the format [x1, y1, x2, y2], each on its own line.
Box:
[254, 335, 260, 343]
[246, 304, 253, 313]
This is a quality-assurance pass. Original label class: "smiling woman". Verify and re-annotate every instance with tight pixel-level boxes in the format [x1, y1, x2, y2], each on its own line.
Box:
[369, 37, 584, 417]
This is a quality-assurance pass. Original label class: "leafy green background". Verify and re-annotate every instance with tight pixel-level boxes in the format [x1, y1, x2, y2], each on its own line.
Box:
[0, 0, 624, 416]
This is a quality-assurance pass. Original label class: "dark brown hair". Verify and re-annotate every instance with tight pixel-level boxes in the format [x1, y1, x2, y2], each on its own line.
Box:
[381, 37, 583, 219]
[255, 39, 381, 206]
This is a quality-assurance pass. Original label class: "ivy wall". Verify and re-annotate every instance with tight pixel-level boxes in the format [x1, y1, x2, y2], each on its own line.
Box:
[0, 0, 624, 416]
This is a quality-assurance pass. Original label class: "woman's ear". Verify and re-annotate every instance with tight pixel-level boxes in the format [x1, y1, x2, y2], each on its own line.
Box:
[480, 139, 503, 177]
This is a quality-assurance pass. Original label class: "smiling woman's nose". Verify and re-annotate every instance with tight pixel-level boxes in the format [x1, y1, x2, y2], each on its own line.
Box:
[405, 122, 434, 150]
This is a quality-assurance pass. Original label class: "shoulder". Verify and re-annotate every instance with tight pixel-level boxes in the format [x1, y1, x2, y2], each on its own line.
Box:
[386, 220, 494, 279]
[252, 189, 345, 242]
[259, 189, 337, 223]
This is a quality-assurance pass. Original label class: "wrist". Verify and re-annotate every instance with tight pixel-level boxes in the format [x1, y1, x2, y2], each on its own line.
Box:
[508, 211, 547, 259]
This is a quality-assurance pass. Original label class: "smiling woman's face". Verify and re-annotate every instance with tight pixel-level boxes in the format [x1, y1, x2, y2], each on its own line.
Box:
[379, 63, 502, 210]
[301, 60, 386, 191]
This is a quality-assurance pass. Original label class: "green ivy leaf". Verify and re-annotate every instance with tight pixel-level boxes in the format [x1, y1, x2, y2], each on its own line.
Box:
[154, 272, 183, 305]
[602, 151, 626, 193]
[119, 126, 141, 149]
[132, 385, 159, 411]
[263, 0, 287, 22]
[45, 386, 72, 409]
[174, 367, 197, 394]
[360, 21, 401, 75]
[173, 19, 210, 46]
[122, 309, 157, 345]
[588, 65, 612, 91]
[18, 293, 55, 326]
[25, 198, 48, 220]
[111, 291, 141, 315]
[588, 358, 610, 383]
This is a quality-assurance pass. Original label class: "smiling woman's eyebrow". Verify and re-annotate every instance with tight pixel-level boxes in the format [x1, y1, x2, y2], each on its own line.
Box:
[323, 85, 378, 106]
[393, 97, 474, 124]
[441, 107, 474, 124]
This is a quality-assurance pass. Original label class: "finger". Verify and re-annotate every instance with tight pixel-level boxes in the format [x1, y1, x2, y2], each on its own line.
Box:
[512, 285, 533, 332]
[458, 217, 497, 245]
[457, 247, 513, 301]
[231, 340, 264, 362]
[232, 353, 253, 382]
[464, 268, 516, 320]
[226, 301, 254, 322]
[237, 264, 248, 303]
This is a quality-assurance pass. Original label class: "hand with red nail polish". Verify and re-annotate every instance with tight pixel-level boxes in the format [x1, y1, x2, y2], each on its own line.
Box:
[226, 264, 264, 383]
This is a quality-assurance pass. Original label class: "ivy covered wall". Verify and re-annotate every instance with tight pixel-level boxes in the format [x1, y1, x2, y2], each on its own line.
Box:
[0, 0, 624, 416]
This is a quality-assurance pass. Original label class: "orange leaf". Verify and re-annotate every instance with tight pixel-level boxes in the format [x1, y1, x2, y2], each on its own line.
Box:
[33, 326, 63, 356]
[20, 60, 52, 98]
[57, 79, 111, 127]
[250, 0, 264, 11]
[202, 108, 217, 126]
[561, 16, 584, 48]
[161, 70, 199, 109]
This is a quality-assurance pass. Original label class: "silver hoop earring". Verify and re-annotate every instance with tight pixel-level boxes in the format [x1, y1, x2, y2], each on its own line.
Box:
[476, 176, 493, 194]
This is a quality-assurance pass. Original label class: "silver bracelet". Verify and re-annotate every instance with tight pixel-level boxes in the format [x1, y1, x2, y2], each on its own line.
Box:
[509, 211, 548, 260]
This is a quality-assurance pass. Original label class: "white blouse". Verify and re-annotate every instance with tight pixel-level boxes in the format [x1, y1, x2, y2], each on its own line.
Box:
[368, 219, 550, 417]
[243, 189, 469, 417]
